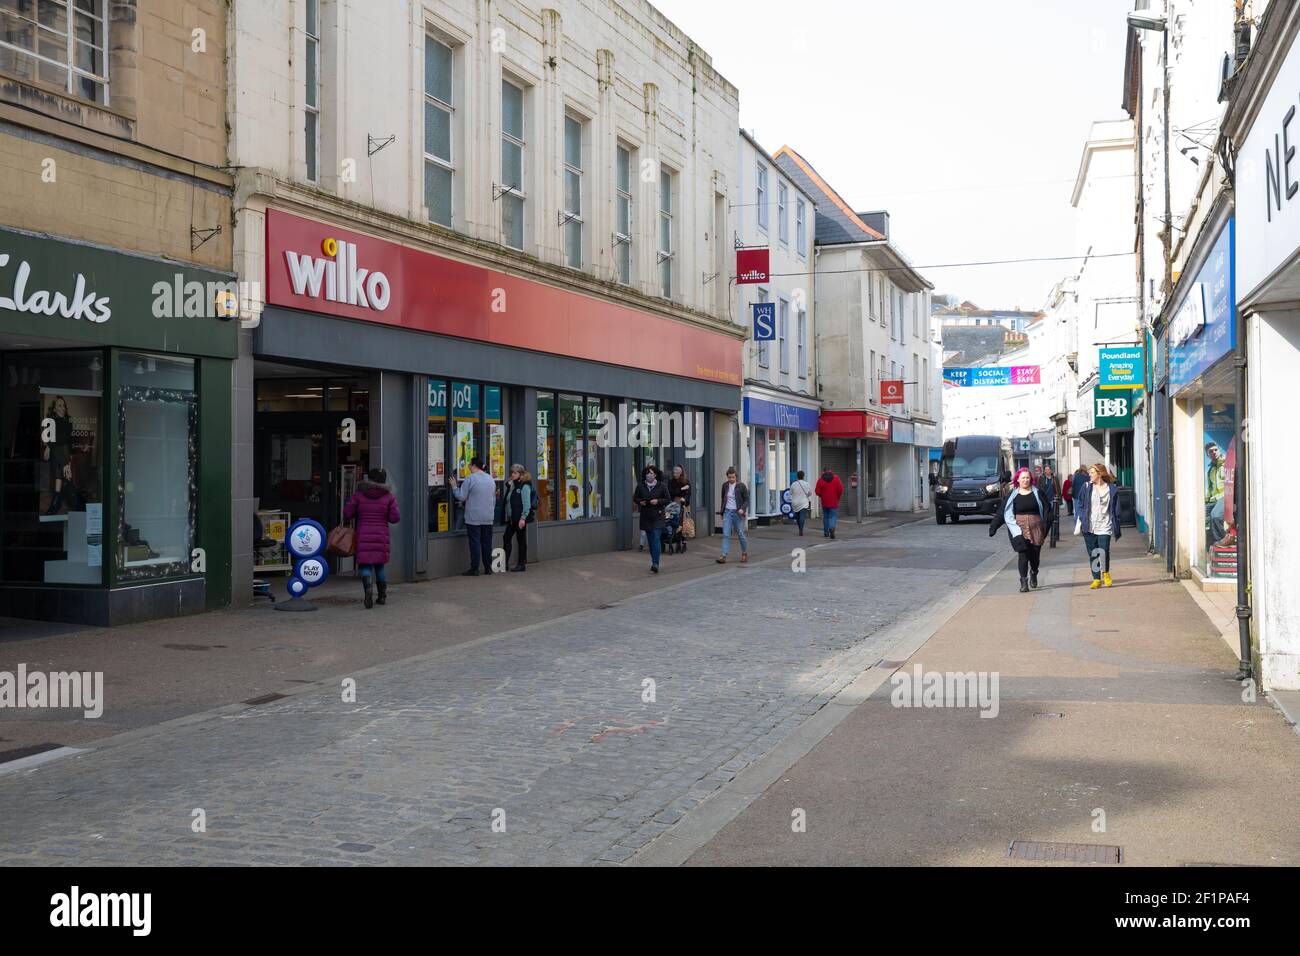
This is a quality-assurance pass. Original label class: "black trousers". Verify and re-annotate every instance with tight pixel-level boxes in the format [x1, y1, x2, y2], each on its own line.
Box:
[1017, 542, 1042, 579]
[502, 521, 527, 566]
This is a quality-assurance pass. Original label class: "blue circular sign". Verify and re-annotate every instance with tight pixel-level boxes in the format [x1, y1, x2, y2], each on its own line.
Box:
[780, 502, 794, 516]
[286, 576, 308, 598]
[286, 519, 326, 560]
[296, 557, 329, 588]
[781, 489, 793, 504]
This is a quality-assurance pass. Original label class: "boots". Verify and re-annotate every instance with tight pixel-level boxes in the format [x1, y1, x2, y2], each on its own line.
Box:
[376, 581, 387, 605]
[44, 490, 63, 516]
[1019, 577, 1029, 593]
[1030, 570, 1038, 589]
[363, 577, 374, 609]
[510, 562, 526, 572]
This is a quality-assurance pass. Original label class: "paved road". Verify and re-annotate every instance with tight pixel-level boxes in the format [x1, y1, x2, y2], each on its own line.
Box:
[0, 519, 1004, 866]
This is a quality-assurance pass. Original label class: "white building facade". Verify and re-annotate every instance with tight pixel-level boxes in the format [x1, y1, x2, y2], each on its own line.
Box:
[225, 0, 744, 589]
[732, 131, 820, 522]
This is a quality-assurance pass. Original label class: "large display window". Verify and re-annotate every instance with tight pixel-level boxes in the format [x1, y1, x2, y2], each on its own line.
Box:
[537, 390, 611, 523]
[1201, 397, 1238, 579]
[427, 380, 506, 533]
[117, 353, 197, 580]
[1, 350, 105, 585]
[750, 426, 802, 516]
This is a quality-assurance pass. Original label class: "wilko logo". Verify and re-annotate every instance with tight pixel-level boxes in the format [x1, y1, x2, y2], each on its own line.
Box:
[284, 237, 392, 311]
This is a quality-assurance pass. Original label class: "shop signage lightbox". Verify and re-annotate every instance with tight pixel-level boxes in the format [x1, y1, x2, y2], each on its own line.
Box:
[752, 301, 776, 341]
[881, 379, 904, 404]
[1170, 219, 1234, 395]
[743, 397, 819, 432]
[1098, 346, 1145, 390]
[735, 248, 770, 284]
[1093, 387, 1134, 429]
[265, 210, 742, 386]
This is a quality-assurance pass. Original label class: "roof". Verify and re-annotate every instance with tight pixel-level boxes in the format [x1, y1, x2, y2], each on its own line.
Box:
[739, 129, 818, 206]
[772, 146, 886, 245]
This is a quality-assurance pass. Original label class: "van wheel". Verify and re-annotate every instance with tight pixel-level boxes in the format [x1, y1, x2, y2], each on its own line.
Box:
[951, 514, 960, 523]
[935, 512, 945, 525]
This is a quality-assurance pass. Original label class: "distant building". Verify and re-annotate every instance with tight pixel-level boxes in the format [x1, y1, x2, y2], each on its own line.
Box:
[932, 301, 1043, 334]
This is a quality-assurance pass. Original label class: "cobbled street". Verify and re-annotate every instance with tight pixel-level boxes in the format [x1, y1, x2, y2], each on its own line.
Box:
[0, 519, 1002, 866]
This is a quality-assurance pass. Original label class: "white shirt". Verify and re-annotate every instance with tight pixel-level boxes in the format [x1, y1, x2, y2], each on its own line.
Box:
[790, 479, 812, 511]
[1089, 484, 1113, 536]
[724, 482, 738, 513]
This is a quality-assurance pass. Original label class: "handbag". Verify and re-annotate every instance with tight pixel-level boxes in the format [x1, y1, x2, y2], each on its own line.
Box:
[326, 522, 355, 557]
[682, 514, 696, 540]
[1073, 517, 1082, 536]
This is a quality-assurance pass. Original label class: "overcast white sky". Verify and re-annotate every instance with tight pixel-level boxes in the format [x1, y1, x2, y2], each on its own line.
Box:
[650, 0, 1135, 310]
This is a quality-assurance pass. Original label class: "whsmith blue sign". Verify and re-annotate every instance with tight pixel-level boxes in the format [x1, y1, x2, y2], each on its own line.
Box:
[1170, 218, 1234, 395]
[752, 302, 776, 342]
[743, 397, 819, 432]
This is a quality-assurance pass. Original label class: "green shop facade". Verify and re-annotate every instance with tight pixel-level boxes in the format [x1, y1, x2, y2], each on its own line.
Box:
[0, 225, 235, 625]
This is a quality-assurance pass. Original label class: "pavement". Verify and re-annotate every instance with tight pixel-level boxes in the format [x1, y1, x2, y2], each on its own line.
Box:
[668, 530, 1300, 867]
[0, 513, 1294, 867]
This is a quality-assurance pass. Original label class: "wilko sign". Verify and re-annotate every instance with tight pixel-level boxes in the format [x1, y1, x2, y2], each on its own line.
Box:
[736, 247, 770, 284]
[881, 379, 904, 404]
[264, 210, 741, 385]
[284, 236, 391, 312]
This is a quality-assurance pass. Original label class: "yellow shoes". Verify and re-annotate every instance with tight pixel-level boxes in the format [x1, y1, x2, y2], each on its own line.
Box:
[1103, 572, 1113, 588]
[1090, 579, 1101, 590]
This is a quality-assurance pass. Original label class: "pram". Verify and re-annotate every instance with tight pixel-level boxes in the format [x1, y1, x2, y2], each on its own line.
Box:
[662, 501, 686, 555]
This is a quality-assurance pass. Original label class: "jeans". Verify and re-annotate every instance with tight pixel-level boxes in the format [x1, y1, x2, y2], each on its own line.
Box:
[645, 525, 662, 567]
[467, 523, 494, 571]
[795, 508, 808, 533]
[822, 507, 838, 536]
[1083, 531, 1111, 580]
[503, 521, 527, 566]
[720, 510, 747, 556]
[359, 563, 387, 583]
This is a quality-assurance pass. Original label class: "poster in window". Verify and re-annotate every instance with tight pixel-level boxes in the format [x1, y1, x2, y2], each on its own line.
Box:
[586, 441, 600, 517]
[564, 432, 581, 479]
[437, 500, 449, 533]
[456, 421, 475, 478]
[536, 434, 549, 480]
[428, 432, 444, 486]
[566, 478, 584, 519]
[37, 390, 101, 521]
[489, 424, 506, 480]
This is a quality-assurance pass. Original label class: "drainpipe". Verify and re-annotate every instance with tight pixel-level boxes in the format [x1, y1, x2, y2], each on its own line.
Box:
[1162, 22, 1176, 578]
[1233, 326, 1252, 681]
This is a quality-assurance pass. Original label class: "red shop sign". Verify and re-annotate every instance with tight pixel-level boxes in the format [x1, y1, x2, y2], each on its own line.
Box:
[735, 247, 770, 284]
[264, 210, 742, 385]
[881, 380, 904, 405]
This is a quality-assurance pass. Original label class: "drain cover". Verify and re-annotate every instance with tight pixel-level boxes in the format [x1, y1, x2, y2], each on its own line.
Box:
[1008, 840, 1121, 864]
[243, 692, 288, 706]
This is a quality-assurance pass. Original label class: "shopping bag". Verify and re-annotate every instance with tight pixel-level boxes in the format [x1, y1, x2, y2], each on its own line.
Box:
[1073, 517, 1082, 536]
[681, 514, 696, 540]
[326, 523, 355, 557]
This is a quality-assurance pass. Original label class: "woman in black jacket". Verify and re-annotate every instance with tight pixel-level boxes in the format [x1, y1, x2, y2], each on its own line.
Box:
[633, 465, 668, 574]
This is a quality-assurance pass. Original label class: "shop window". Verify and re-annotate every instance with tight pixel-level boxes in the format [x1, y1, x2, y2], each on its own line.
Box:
[558, 394, 585, 519]
[1202, 401, 1237, 579]
[427, 380, 508, 533]
[753, 426, 767, 514]
[117, 353, 197, 580]
[427, 379, 450, 532]
[585, 396, 610, 518]
[0, 350, 105, 585]
[257, 379, 324, 412]
[536, 391, 555, 522]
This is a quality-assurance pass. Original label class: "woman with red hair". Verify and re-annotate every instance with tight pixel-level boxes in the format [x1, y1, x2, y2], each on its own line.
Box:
[990, 466, 1048, 592]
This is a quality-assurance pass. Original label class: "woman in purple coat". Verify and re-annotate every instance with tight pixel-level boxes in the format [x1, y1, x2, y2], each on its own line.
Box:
[343, 467, 401, 609]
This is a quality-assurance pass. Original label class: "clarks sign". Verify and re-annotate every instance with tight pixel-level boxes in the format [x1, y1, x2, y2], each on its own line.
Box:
[0, 251, 111, 323]
[264, 210, 743, 386]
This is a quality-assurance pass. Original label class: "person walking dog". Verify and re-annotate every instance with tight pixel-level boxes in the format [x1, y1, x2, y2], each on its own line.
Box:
[716, 466, 749, 564]
[451, 457, 497, 575]
[498, 464, 534, 572]
[789, 470, 813, 536]
[342, 467, 401, 609]
[990, 467, 1047, 593]
[814, 467, 844, 539]
[1077, 462, 1121, 589]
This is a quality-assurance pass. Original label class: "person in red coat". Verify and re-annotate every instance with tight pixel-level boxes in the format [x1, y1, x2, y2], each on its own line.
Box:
[814, 468, 844, 539]
[343, 467, 401, 609]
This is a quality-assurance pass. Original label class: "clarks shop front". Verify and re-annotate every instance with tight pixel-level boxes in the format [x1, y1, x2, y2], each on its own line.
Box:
[0, 226, 235, 625]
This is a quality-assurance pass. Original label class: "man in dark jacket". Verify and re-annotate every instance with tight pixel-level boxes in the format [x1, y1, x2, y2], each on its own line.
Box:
[716, 466, 749, 564]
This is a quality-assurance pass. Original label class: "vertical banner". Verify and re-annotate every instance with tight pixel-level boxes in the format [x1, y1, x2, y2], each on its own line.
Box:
[736, 247, 770, 284]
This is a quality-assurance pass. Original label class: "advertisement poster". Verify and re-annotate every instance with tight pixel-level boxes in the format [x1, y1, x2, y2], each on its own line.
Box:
[536, 434, 549, 480]
[1203, 404, 1236, 561]
[586, 442, 601, 517]
[428, 432, 444, 487]
[85, 502, 103, 568]
[564, 433, 581, 479]
[565, 478, 584, 519]
[38, 390, 101, 520]
[489, 424, 506, 481]
[437, 501, 449, 533]
[456, 422, 474, 478]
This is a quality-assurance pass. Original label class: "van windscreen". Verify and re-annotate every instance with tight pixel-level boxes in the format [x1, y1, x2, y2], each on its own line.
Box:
[940, 454, 999, 480]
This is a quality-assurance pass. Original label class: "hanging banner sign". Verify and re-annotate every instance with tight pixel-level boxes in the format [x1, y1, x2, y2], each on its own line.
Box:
[943, 366, 1040, 387]
[752, 301, 776, 341]
[1094, 387, 1134, 428]
[736, 248, 770, 284]
[881, 380, 904, 404]
[1099, 346, 1146, 389]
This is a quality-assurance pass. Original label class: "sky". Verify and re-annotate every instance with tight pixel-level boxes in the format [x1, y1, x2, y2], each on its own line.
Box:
[649, 0, 1135, 311]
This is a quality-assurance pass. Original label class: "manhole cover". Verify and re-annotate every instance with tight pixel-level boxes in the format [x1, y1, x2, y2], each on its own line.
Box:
[162, 643, 227, 651]
[1007, 840, 1121, 864]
